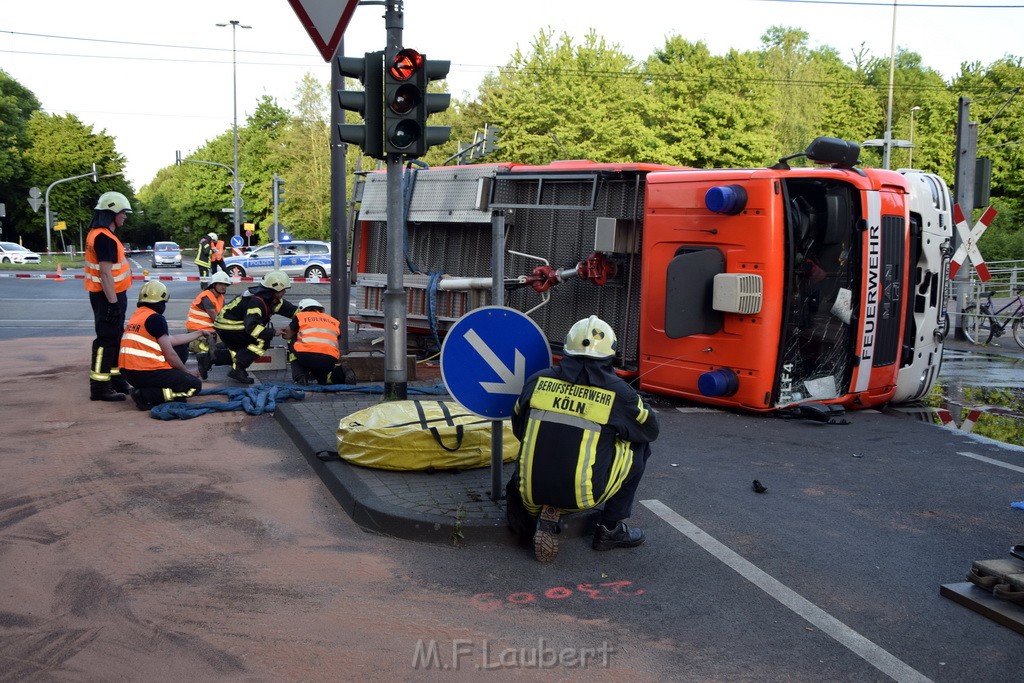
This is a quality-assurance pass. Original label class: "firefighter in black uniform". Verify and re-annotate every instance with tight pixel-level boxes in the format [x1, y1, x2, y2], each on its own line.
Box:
[505, 315, 660, 563]
[214, 270, 297, 384]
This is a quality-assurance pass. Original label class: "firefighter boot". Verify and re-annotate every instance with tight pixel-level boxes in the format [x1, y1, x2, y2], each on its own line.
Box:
[111, 375, 131, 394]
[533, 505, 562, 563]
[228, 367, 254, 385]
[592, 520, 646, 551]
[90, 380, 126, 402]
[196, 352, 213, 380]
[129, 388, 153, 412]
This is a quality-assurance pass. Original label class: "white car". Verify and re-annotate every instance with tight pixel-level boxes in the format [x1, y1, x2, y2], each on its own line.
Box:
[0, 242, 41, 265]
[223, 240, 331, 279]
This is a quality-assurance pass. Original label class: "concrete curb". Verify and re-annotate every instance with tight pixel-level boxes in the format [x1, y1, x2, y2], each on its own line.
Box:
[275, 400, 509, 546]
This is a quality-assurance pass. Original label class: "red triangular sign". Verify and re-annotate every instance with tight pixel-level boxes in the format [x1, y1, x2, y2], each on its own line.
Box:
[288, 0, 360, 62]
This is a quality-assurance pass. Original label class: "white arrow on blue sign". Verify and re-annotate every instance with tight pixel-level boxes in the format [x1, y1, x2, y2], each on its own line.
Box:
[440, 306, 552, 419]
[230, 235, 244, 248]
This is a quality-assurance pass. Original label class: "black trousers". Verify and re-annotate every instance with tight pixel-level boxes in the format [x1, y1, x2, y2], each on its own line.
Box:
[122, 367, 201, 405]
[218, 329, 267, 371]
[89, 290, 127, 384]
[506, 441, 652, 529]
[210, 260, 226, 274]
[291, 350, 342, 384]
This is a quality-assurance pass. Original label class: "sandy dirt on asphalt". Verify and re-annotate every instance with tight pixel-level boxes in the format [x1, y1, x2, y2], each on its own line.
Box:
[0, 336, 665, 682]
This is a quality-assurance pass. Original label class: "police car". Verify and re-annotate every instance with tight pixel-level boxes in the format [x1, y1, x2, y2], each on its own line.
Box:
[223, 240, 331, 280]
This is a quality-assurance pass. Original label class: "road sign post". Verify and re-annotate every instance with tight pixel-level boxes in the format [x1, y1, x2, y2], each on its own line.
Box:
[441, 306, 552, 501]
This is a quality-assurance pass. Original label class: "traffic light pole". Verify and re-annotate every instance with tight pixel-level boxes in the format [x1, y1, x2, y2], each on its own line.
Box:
[383, 0, 408, 401]
[331, 44, 350, 354]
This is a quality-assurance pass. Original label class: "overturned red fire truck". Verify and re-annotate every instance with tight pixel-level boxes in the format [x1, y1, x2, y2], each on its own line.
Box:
[351, 137, 952, 413]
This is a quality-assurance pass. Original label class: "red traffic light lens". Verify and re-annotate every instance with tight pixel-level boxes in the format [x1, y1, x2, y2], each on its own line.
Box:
[389, 48, 423, 81]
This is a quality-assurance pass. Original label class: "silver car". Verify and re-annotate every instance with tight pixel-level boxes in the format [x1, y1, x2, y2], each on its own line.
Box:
[151, 241, 182, 268]
[223, 241, 331, 280]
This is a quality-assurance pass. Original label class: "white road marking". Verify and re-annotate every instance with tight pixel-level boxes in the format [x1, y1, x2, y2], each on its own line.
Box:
[958, 451, 1024, 474]
[641, 499, 932, 683]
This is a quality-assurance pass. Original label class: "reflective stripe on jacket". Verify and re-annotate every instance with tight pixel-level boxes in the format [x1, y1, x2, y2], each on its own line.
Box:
[119, 307, 171, 371]
[186, 289, 224, 331]
[215, 292, 269, 336]
[293, 311, 340, 359]
[84, 227, 132, 293]
[194, 241, 211, 268]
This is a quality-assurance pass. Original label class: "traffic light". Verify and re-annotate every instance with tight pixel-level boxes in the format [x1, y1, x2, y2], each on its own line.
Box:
[336, 51, 384, 159]
[483, 124, 500, 155]
[273, 176, 285, 205]
[383, 48, 452, 157]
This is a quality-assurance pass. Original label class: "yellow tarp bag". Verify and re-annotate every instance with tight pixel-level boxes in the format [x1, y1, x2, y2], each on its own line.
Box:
[336, 400, 519, 471]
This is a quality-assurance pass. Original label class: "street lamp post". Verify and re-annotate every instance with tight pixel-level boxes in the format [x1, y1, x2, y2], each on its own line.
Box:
[216, 19, 250, 238]
[909, 105, 921, 168]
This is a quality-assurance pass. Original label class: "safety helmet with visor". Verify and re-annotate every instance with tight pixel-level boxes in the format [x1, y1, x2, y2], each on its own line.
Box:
[563, 315, 617, 359]
[260, 271, 291, 292]
[138, 280, 169, 304]
[95, 191, 132, 214]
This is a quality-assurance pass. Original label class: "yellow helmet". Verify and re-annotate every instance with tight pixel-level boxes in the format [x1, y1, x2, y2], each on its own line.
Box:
[563, 315, 617, 359]
[95, 191, 132, 213]
[209, 271, 232, 286]
[138, 280, 169, 304]
[260, 270, 291, 292]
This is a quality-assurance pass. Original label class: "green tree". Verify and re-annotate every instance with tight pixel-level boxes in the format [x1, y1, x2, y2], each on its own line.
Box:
[275, 75, 330, 240]
[647, 36, 776, 167]
[477, 29, 665, 165]
[0, 71, 42, 245]
[23, 112, 131, 250]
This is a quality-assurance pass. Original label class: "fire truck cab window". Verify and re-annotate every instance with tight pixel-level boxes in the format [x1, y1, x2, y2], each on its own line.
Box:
[776, 180, 858, 407]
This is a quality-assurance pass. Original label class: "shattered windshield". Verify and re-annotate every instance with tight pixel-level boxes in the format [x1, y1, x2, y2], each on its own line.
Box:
[776, 179, 859, 408]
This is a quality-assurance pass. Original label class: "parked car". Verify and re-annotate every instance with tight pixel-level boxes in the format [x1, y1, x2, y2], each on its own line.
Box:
[222, 240, 331, 279]
[151, 241, 182, 268]
[0, 242, 41, 265]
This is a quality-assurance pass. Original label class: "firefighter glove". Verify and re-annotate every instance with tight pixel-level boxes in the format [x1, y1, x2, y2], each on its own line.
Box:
[104, 302, 121, 323]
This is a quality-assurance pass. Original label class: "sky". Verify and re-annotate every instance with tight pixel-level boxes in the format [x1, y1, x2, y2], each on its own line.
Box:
[2, 0, 1022, 190]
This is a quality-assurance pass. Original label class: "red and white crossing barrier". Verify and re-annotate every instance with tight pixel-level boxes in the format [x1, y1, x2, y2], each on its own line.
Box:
[0, 272, 331, 284]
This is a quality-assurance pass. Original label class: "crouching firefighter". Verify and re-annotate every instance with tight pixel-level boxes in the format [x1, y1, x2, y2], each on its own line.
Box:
[505, 316, 660, 563]
[214, 270, 297, 385]
[185, 271, 232, 379]
[281, 298, 356, 385]
[119, 281, 212, 411]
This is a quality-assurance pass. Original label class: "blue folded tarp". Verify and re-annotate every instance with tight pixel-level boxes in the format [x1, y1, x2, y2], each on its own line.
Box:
[148, 382, 448, 420]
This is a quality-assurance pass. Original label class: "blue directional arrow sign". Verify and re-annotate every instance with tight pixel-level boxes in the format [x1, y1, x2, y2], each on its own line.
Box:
[441, 306, 552, 419]
[230, 234, 244, 248]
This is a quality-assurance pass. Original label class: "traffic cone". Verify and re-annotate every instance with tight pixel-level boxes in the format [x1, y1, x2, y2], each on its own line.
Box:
[55, 263, 65, 281]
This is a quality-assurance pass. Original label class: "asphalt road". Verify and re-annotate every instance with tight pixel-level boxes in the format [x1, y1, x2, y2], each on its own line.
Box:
[3, 270, 1024, 680]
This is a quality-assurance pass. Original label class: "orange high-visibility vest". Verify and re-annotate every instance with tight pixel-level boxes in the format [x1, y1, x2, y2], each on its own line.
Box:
[84, 227, 132, 293]
[119, 307, 171, 371]
[211, 240, 225, 262]
[186, 288, 225, 331]
[293, 311, 340, 359]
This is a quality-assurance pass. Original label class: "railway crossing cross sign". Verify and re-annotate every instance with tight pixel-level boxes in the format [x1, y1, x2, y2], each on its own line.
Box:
[949, 203, 997, 281]
[440, 307, 552, 419]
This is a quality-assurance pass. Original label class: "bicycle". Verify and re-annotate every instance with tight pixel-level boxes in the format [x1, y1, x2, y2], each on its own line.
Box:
[961, 286, 1024, 348]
